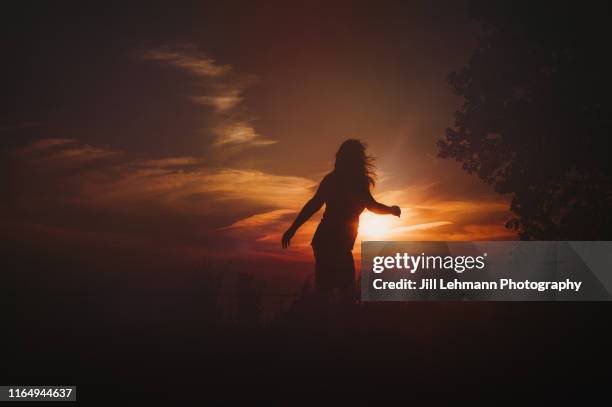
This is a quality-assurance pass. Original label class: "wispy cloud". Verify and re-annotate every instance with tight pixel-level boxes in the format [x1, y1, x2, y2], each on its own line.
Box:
[141, 44, 276, 147]
[141, 45, 230, 77]
[191, 91, 242, 112]
[226, 209, 295, 230]
[3, 137, 318, 267]
[367, 185, 514, 242]
[392, 221, 453, 234]
[212, 121, 277, 146]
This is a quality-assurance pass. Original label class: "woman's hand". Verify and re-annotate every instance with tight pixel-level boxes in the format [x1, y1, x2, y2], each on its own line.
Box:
[390, 205, 401, 217]
[281, 227, 296, 248]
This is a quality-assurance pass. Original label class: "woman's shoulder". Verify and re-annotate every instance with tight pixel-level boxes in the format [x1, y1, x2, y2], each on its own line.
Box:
[314, 172, 335, 198]
[321, 171, 336, 186]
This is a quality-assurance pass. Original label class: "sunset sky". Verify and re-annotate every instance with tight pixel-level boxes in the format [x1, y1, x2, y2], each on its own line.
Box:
[2, 2, 515, 289]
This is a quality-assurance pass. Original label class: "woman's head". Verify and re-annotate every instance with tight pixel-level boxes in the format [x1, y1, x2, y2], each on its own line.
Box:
[334, 139, 376, 186]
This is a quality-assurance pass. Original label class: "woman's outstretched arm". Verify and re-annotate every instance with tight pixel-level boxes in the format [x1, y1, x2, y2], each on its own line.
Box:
[281, 189, 325, 248]
[366, 190, 401, 217]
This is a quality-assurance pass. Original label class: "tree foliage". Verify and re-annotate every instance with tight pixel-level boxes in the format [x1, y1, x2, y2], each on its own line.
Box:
[438, 1, 612, 239]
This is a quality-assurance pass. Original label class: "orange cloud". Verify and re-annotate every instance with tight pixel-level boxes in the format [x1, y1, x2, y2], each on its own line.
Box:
[6, 138, 516, 270]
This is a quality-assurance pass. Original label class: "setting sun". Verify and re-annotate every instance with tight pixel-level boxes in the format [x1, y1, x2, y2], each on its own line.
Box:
[359, 211, 396, 239]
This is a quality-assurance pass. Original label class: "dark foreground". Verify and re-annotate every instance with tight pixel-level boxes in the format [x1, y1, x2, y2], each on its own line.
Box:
[3, 246, 609, 401]
[6, 288, 611, 401]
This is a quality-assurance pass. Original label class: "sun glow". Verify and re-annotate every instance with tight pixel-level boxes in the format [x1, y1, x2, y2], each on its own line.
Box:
[359, 211, 395, 239]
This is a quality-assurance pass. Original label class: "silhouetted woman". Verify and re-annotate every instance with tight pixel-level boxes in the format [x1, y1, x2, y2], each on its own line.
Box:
[281, 139, 400, 298]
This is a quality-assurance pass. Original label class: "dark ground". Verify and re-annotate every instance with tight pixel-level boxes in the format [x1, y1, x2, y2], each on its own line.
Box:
[5, 253, 611, 401]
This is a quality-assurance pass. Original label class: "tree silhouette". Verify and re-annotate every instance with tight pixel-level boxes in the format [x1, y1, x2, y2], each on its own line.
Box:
[438, 1, 612, 240]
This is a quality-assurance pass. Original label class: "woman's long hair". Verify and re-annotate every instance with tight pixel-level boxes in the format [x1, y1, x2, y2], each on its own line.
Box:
[334, 139, 376, 187]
